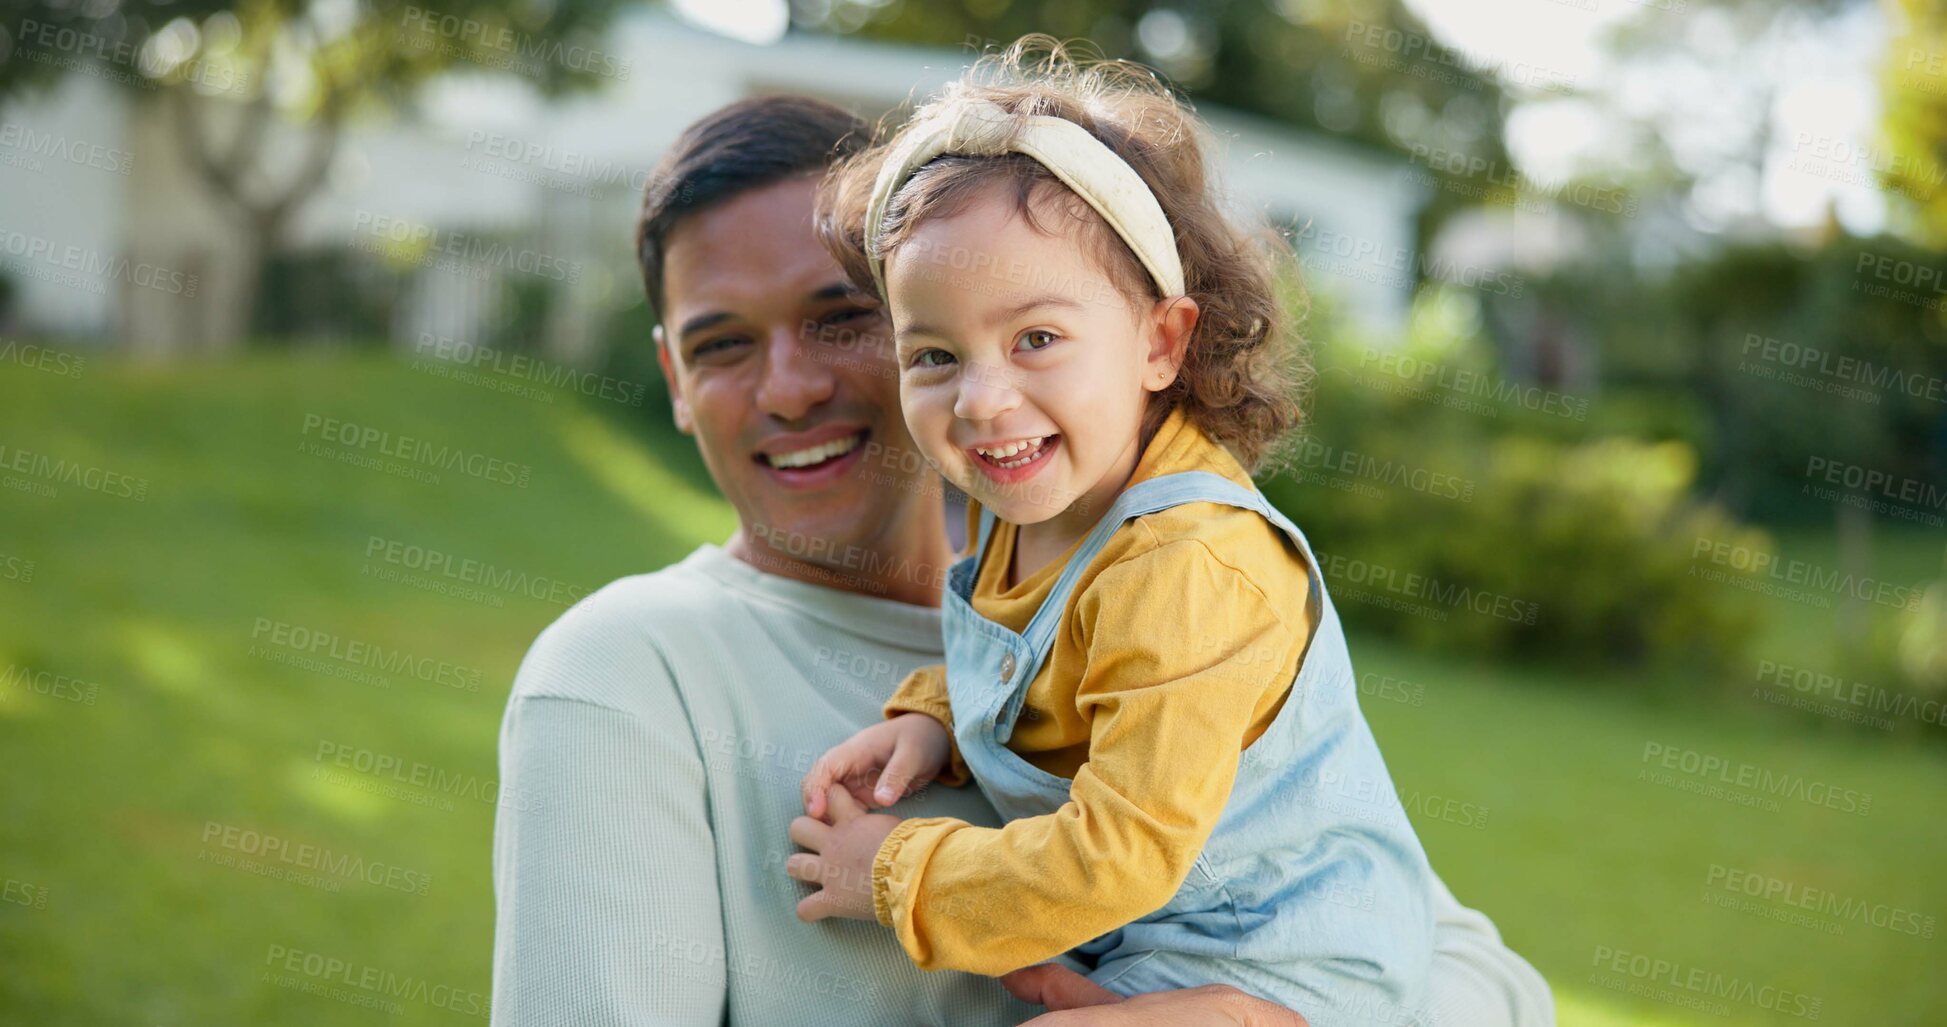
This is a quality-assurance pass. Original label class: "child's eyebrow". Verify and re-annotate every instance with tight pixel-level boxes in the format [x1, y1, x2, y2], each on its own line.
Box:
[893, 293, 1087, 351]
[894, 322, 945, 347]
[993, 294, 1085, 323]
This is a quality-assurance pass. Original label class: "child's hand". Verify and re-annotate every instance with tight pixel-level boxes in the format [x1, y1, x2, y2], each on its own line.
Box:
[787, 784, 904, 923]
[801, 713, 951, 820]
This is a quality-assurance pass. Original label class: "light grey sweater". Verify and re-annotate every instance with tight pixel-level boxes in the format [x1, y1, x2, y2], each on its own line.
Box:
[490, 544, 1553, 1026]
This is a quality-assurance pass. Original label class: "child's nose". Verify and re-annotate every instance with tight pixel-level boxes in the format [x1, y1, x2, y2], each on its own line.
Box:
[952, 364, 1021, 421]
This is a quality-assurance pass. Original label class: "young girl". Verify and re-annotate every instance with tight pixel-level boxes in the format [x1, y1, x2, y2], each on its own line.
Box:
[788, 40, 1435, 1023]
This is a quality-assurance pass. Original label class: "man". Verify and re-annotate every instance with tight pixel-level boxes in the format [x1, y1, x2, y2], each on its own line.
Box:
[490, 94, 1554, 1026]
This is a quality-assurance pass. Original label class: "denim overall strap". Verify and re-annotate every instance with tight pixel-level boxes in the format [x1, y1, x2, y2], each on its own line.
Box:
[992, 472, 1274, 740]
[1019, 471, 1268, 653]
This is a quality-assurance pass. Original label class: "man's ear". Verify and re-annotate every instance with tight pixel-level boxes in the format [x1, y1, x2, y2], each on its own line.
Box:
[1143, 295, 1199, 393]
[653, 325, 695, 435]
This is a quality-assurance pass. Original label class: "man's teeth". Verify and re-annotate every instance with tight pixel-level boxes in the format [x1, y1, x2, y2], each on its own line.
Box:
[975, 436, 1049, 469]
[766, 432, 863, 469]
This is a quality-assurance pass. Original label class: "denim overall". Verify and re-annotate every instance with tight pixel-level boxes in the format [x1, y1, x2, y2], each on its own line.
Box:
[941, 471, 1434, 1026]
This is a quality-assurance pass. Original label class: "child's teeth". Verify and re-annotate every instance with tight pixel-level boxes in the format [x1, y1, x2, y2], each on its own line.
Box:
[975, 436, 1052, 469]
[977, 436, 1043, 460]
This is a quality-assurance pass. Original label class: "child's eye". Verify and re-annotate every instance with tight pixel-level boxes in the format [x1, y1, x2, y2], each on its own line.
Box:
[910, 348, 956, 369]
[1015, 330, 1060, 352]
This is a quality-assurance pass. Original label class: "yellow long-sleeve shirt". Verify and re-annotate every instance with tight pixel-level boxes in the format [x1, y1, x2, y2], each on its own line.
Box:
[871, 407, 1314, 975]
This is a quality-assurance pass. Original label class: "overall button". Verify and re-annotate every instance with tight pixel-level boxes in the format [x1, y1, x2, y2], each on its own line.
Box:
[999, 651, 1017, 682]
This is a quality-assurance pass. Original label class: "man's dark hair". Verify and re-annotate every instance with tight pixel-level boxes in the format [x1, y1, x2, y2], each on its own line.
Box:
[635, 94, 869, 316]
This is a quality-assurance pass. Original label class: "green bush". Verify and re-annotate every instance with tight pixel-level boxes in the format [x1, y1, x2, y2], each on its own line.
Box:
[1262, 287, 1766, 669]
[1482, 237, 1947, 526]
[1861, 548, 1947, 719]
[254, 247, 405, 343]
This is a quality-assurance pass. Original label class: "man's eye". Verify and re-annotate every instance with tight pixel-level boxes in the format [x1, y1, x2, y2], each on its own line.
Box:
[694, 337, 749, 359]
[909, 349, 956, 369]
[823, 306, 879, 326]
[1015, 330, 1059, 352]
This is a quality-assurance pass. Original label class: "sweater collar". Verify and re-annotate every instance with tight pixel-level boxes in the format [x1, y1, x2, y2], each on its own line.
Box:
[679, 542, 945, 654]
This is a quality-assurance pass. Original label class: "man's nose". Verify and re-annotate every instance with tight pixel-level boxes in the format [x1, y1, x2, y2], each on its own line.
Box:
[952, 364, 1021, 422]
[755, 325, 837, 421]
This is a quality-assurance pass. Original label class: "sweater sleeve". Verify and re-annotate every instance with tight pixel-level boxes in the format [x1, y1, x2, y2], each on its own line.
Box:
[491, 625, 725, 1025]
[1425, 872, 1557, 1027]
[871, 538, 1304, 975]
[882, 664, 969, 788]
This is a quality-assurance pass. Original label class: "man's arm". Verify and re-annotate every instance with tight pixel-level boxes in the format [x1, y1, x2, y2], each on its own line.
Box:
[492, 616, 726, 1025]
[1424, 872, 1555, 1027]
[998, 873, 1554, 1026]
[1002, 964, 1307, 1026]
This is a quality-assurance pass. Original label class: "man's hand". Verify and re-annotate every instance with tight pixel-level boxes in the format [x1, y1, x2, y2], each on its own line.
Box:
[1001, 963, 1309, 1027]
[786, 784, 904, 923]
[801, 713, 951, 819]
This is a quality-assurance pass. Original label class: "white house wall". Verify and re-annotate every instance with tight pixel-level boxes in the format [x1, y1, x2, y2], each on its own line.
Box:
[0, 73, 128, 341]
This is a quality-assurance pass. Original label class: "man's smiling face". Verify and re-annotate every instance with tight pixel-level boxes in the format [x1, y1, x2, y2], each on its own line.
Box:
[656, 175, 943, 595]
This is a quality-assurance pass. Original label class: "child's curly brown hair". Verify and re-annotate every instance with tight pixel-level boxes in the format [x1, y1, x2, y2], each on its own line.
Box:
[816, 35, 1308, 475]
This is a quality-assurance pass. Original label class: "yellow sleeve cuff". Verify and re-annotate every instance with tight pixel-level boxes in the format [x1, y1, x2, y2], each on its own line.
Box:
[872, 816, 932, 931]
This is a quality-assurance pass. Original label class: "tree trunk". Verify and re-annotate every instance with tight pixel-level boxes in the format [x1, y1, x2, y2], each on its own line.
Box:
[168, 85, 342, 349]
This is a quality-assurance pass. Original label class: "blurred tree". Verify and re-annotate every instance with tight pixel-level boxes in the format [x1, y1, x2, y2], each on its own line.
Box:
[1584, 0, 1868, 234]
[1460, 0, 1946, 511]
[1448, 0, 1896, 405]
[790, 0, 1513, 250]
[1880, 0, 1947, 246]
[1, 0, 629, 348]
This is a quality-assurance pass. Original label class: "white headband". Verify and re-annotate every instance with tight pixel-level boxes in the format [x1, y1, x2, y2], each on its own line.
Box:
[863, 99, 1185, 299]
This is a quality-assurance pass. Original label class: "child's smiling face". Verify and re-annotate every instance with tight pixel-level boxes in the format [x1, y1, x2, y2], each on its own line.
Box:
[884, 184, 1190, 532]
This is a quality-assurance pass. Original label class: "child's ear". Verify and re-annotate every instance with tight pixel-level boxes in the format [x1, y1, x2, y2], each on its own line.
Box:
[1143, 295, 1199, 393]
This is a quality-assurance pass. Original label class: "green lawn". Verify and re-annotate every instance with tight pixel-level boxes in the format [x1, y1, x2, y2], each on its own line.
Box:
[1737, 523, 1945, 678]
[0, 352, 1940, 1025]
[1364, 647, 1946, 1025]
